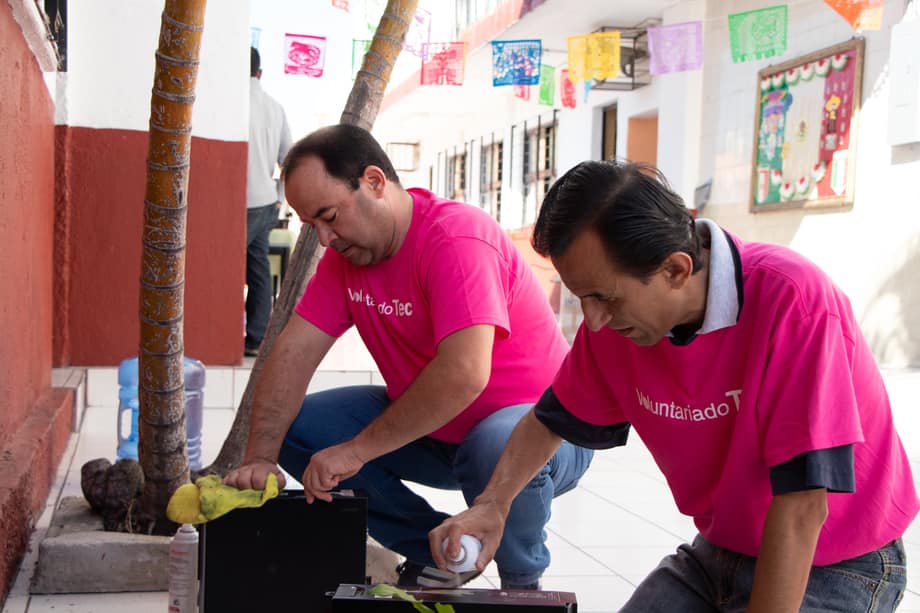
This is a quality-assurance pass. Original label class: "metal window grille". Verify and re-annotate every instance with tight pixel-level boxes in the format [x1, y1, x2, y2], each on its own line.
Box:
[479, 138, 503, 219]
[521, 112, 558, 221]
[448, 152, 467, 201]
[43, 0, 67, 70]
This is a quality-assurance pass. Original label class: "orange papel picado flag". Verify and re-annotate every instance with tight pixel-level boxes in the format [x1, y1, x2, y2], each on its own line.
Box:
[823, 0, 883, 31]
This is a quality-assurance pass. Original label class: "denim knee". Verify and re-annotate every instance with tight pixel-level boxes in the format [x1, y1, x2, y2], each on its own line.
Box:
[278, 385, 389, 477]
[453, 404, 531, 500]
[801, 539, 907, 612]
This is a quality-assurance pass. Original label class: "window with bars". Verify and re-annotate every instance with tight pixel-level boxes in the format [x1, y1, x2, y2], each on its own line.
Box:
[453, 0, 503, 37]
[479, 140, 503, 221]
[43, 0, 66, 70]
[522, 122, 557, 223]
[446, 152, 467, 201]
[385, 142, 420, 172]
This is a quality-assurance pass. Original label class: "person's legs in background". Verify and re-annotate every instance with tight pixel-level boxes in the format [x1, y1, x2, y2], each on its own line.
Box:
[454, 404, 594, 589]
[245, 202, 278, 355]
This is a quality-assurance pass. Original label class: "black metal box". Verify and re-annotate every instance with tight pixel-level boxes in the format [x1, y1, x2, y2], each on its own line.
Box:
[199, 490, 367, 613]
[331, 583, 578, 612]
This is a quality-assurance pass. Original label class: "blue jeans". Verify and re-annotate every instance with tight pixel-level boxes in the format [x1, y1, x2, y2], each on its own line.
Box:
[245, 202, 279, 347]
[278, 385, 594, 587]
[620, 534, 907, 612]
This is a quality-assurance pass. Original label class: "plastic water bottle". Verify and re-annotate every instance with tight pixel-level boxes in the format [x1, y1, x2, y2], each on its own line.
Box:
[168, 523, 199, 613]
[183, 358, 205, 472]
[116, 356, 206, 471]
[442, 534, 482, 573]
[116, 358, 140, 463]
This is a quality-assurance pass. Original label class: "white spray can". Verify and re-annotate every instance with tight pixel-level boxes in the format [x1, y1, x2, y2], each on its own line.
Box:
[168, 523, 199, 613]
[442, 534, 482, 573]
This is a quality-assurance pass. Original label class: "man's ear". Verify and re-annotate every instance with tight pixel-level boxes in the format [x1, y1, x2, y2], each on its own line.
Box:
[661, 252, 694, 289]
[363, 165, 387, 196]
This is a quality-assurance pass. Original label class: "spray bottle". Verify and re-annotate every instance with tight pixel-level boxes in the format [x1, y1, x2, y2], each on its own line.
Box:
[441, 534, 482, 573]
[168, 523, 199, 613]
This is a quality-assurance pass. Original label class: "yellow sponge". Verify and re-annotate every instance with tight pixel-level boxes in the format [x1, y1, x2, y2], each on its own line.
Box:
[166, 473, 279, 524]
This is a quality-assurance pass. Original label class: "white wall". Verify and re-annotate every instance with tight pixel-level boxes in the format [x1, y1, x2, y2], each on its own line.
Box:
[60, 0, 249, 141]
[699, 0, 920, 366]
[250, 0, 357, 141]
[555, 83, 663, 173]
[656, 0, 707, 203]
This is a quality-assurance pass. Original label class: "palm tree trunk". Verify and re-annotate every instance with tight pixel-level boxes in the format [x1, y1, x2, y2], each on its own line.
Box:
[138, 0, 207, 526]
[204, 0, 419, 476]
[341, 0, 419, 130]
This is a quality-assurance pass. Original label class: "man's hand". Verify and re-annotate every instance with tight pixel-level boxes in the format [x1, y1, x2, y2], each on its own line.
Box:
[427, 409, 560, 573]
[302, 442, 366, 503]
[224, 459, 287, 491]
[428, 499, 510, 573]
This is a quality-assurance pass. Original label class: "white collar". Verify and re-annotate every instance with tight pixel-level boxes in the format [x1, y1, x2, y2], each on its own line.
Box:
[666, 219, 741, 344]
[696, 219, 740, 335]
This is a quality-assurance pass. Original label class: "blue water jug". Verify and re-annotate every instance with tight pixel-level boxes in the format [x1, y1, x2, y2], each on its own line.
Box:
[116, 356, 206, 471]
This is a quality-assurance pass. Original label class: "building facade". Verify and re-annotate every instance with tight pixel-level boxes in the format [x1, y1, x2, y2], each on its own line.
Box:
[375, 0, 920, 364]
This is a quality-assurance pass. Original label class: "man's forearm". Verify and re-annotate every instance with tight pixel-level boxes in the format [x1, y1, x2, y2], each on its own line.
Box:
[474, 410, 562, 512]
[748, 489, 827, 612]
[244, 319, 331, 463]
[245, 367, 308, 463]
[349, 324, 494, 462]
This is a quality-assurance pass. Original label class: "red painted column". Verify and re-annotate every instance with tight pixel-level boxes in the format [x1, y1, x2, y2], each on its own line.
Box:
[0, 5, 55, 460]
[0, 2, 70, 603]
[59, 128, 246, 365]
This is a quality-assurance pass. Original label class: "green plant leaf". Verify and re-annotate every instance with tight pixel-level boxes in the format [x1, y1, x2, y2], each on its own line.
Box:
[365, 584, 456, 613]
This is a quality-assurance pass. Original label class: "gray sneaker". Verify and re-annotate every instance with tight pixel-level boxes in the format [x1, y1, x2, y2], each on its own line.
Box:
[395, 561, 481, 588]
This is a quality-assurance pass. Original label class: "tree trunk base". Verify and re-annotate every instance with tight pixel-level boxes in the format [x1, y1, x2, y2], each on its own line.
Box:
[79, 458, 175, 535]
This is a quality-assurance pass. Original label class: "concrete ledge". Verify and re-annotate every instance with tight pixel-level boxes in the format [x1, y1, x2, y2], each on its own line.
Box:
[31, 497, 169, 594]
[30, 497, 402, 594]
[51, 367, 86, 432]
[0, 387, 73, 603]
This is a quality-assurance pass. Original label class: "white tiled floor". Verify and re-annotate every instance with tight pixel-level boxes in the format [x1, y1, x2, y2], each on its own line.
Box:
[4, 370, 920, 613]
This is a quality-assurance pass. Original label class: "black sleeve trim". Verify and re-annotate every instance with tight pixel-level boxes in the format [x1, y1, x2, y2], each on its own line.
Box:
[769, 445, 855, 495]
[534, 387, 630, 450]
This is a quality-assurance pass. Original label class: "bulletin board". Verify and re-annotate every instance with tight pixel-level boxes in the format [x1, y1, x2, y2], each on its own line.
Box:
[750, 38, 864, 212]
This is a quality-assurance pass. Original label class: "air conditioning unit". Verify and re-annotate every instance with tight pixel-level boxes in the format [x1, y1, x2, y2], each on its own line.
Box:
[590, 23, 657, 91]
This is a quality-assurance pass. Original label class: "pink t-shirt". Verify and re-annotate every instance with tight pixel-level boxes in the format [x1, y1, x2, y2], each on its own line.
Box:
[553, 237, 918, 565]
[295, 188, 569, 443]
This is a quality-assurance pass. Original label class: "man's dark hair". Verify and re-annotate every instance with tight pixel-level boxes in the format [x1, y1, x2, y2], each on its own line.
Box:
[250, 47, 260, 77]
[281, 124, 401, 190]
[533, 159, 703, 280]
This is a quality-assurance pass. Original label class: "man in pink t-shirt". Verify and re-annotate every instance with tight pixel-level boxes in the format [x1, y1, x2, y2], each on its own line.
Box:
[224, 125, 592, 591]
[431, 160, 918, 611]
